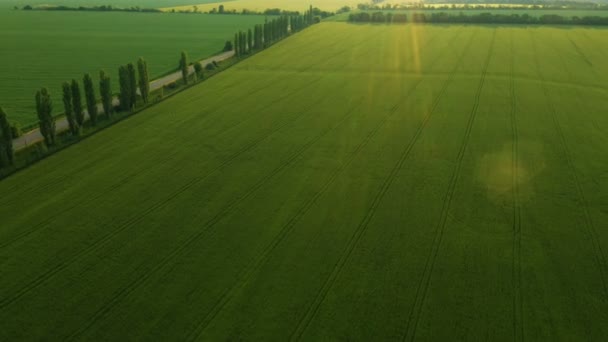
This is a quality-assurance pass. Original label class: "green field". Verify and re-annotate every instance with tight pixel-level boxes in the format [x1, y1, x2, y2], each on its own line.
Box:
[2, 0, 225, 8]
[1, 22, 608, 340]
[0, 9, 266, 125]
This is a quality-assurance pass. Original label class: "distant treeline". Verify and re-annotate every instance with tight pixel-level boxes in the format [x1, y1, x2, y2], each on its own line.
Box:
[22, 5, 162, 12]
[348, 11, 608, 25]
[355, 1, 608, 11]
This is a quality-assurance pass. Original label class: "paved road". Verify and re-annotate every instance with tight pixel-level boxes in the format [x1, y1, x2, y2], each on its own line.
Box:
[13, 50, 235, 151]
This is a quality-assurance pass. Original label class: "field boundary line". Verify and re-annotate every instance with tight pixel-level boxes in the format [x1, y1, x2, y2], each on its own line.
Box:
[532, 31, 608, 299]
[403, 27, 496, 342]
[0, 75, 331, 309]
[509, 30, 524, 342]
[64, 93, 367, 341]
[288, 26, 471, 341]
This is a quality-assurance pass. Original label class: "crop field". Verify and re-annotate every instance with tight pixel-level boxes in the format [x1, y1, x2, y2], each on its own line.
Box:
[0, 9, 266, 125]
[1, 22, 608, 340]
[163, 0, 359, 12]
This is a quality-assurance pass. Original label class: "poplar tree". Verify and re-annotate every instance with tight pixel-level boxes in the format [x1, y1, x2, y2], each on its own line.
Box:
[99, 70, 112, 119]
[83, 73, 98, 125]
[247, 29, 253, 53]
[239, 31, 244, 54]
[35, 88, 55, 147]
[253, 25, 259, 49]
[0, 107, 13, 167]
[137, 57, 150, 104]
[234, 33, 239, 57]
[127, 63, 137, 107]
[62, 82, 79, 135]
[119, 65, 132, 111]
[179, 51, 189, 85]
[71, 79, 84, 126]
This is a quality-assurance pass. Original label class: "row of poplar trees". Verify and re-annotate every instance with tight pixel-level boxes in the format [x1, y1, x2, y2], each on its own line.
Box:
[234, 7, 316, 57]
[34, 57, 150, 147]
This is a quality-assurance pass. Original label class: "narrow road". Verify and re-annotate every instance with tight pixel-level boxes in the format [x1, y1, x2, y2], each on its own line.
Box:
[13, 50, 235, 151]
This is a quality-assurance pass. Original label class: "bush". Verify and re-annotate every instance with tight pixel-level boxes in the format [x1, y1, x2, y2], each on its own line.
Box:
[194, 62, 203, 78]
[10, 124, 21, 138]
[165, 81, 178, 90]
[223, 41, 233, 52]
[205, 63, 216, 71]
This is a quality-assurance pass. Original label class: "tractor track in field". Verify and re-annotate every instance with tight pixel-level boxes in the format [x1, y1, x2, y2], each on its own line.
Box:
[579, 31, 608, 60]
[402, 28, 496, 342]
[532, 32, 608, 299]
[565, 34, 593, 67]
[557, 33, 608, 137]
[65, 96, 366, 341]
[185, 99, 401, 342]
[0, 148, 183, 250]
[509, 30, 524, 342]
[0, 74, 332, 310]
[288, 27, 472, 342]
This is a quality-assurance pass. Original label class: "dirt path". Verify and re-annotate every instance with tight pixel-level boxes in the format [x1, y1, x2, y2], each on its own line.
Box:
[13, 50, 235, 151]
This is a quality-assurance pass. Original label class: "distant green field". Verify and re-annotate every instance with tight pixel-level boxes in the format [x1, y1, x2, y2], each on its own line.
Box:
[0, 9, 266, 125]
[2, 0, 225, 8]
[1, 22, 608, 340]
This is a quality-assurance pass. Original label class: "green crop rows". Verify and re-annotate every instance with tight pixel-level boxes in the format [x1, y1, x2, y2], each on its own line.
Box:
[0, 8, 266, 125]
[1, 22, 607, 340]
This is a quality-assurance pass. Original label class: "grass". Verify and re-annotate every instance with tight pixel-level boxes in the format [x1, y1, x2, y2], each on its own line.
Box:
[1, 22, 608, 340]
[0, 8, 266, 125]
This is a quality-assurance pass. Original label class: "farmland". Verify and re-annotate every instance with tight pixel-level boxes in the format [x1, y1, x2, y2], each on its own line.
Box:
[0, 8, 267, 125]
[162, 0, 358, 12]
[1, 21, 608, 340]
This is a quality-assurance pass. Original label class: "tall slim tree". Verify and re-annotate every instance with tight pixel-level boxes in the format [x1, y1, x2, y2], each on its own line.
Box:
[179, 51, 189, 85]
[0, 107, 13, 167]
[83, 73, 98, 125]
[71, 79, 84, 126]
[119, 65, 132, 111]
[240, 32, 248, 54]
[35, 88, 55, 147]
[234, 33, 239, 57]
[99, 70, 112, 119]
[247, 29, 253, 54]
[62, 82, 79, 135]
[127, 63, 137, 107]
[137, 57, 150, 104]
